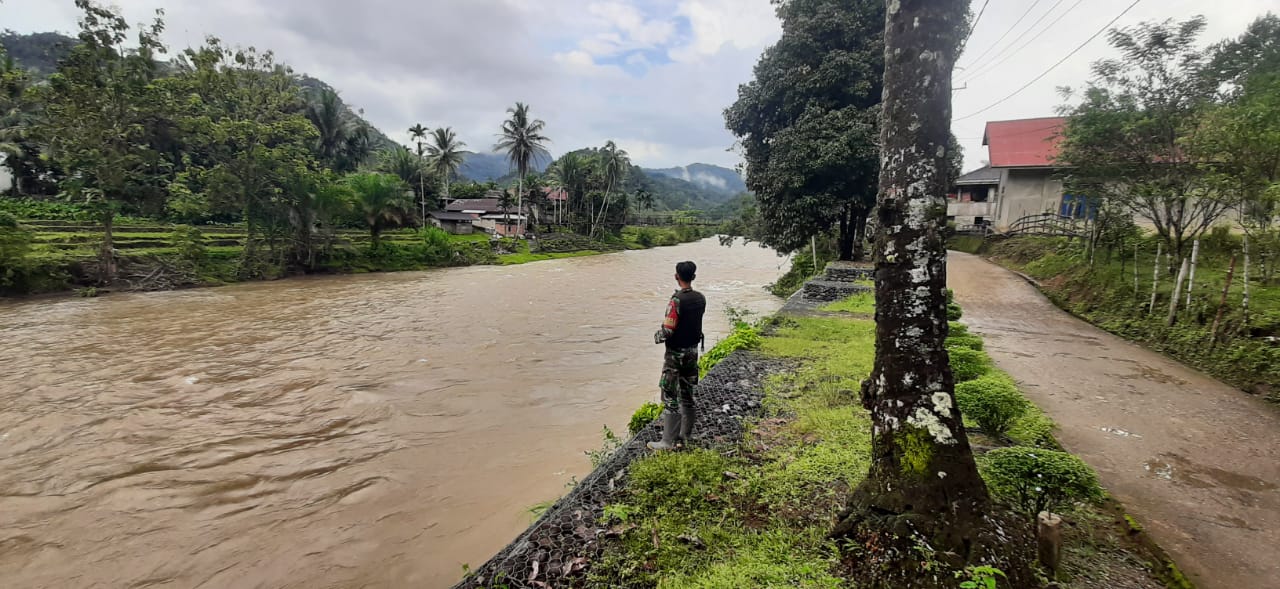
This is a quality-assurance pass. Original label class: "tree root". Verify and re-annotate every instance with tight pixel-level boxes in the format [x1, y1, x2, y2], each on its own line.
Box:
[833, 507, 1040, 589]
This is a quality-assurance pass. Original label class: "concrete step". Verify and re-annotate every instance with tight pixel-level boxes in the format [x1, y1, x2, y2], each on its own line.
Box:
[802, 279, 873, 302]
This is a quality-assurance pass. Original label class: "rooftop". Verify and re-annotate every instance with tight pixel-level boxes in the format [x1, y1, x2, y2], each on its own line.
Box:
[983, 117, 1066, 168]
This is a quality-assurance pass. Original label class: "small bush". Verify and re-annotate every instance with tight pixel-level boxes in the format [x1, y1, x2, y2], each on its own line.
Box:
[949, 347, 990, 382]
[629, 401, 663, 435]
[628, 449, 729, 512]
[948, 321, 969, 337]
[946, 333, 985, 351]
[698, 324, 762, 376]
[954, 375, 1029, 438]
[418, 226, 455, 265]
[636, 228, 655, 247]
[979, 446, 1105, 516]
[1007, 407, 1058, 448]
[947, 302, 964, 321]
[170, 224, 207, 267]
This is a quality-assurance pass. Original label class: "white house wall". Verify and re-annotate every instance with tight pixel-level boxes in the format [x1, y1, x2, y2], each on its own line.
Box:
[994, 168, 1063, 230]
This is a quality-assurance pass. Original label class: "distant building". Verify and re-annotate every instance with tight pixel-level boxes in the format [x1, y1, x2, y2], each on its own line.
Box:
[949, 117, 1073, 231]
[427, 211, 478, 235]
[444, 197, 524, 236]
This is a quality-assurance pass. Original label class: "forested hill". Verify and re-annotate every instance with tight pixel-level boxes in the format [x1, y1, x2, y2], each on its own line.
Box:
[1, 31, 397, 152]
[641, 163, 746, 197]
[0, 31, 72, 76]
[458, 152, 548, 182]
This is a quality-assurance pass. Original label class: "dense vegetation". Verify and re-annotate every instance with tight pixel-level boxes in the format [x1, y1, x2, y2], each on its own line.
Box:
[0, 2, 719, 295]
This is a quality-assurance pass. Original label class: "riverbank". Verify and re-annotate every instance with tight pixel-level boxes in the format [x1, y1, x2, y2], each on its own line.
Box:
[457, 281, 1181, 588]
[0, 217, 713, 297]
[951, 235, 1279, 404]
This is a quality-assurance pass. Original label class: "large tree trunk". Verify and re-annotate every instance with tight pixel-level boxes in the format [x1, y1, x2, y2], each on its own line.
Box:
[833, 4, 1013, 584]
[837, 206, 854, 261]
[853, 211, 868, 261]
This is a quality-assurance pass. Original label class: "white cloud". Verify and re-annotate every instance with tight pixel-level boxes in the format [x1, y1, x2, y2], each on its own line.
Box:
[4, 0, 1272, 172]
[669, 0, 780, 62]
[952, 0, 1277, 172]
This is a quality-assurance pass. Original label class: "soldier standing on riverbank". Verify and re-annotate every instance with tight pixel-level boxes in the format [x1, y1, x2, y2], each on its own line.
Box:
[648, 261, 706, 451]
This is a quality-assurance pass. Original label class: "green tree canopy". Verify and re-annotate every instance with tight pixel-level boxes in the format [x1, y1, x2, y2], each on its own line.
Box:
[725, 0, 885, 260]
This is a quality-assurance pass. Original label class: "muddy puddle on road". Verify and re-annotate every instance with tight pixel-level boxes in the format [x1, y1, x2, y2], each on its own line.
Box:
[0, 238, 786, 588]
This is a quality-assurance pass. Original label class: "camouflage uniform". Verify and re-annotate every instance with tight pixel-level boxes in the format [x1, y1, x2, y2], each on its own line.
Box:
[659, 347, 699, 412]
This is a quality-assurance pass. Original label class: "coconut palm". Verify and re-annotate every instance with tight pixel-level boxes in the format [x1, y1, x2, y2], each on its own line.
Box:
[593, 141, 630, 236]
[549, 152, 590, 228]
[426, 127, 468, 204]
[346, 172, 413, 247]
[408, 123, 429, 220]
[494, 102, 550, 235]
[377, 146, 429, 210]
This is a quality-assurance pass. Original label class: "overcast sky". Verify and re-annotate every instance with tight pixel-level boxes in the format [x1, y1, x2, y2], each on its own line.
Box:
[2, 0, 1275, 171]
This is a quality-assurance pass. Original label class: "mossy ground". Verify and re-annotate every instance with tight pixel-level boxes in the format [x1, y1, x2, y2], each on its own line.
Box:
[587, 294, 1176, 589]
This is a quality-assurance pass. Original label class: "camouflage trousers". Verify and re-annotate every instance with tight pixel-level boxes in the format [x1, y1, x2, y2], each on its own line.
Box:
[659, 347, 699, 411]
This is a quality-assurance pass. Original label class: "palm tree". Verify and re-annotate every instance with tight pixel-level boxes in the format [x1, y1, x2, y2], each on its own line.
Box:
[305, 89, 346, 167]
[594, 140, 630, 236]
[426, 127, 468, 205]
[408, 123, 429, 221]
[549, 152, 589, 229]
[346, 172, 413, 247]
[377, 146, 429, 217]
[494, 102, 550, 235]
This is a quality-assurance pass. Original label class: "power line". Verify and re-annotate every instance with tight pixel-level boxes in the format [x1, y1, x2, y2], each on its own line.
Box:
[960, 0, 993, 55]
[954, 0, 1143, 122]
[961, 0, 1087, 83]
[961, 0, 1075, 82]
[958, 0, 1046, 70]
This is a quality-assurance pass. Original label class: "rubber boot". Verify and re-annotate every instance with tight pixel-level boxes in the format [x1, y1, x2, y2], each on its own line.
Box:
[677, 401, 696, 447]
[646, 409, 681, 451]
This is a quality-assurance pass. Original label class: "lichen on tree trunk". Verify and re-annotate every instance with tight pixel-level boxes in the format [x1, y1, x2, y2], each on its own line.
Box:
[830, 2, 1031, 585]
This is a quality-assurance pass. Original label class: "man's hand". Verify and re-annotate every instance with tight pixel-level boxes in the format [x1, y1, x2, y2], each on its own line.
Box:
[654, 330, 667, 344]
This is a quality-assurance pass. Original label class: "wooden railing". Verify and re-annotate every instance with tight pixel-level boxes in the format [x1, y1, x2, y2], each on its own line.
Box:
[1006, 213, 1081, 237]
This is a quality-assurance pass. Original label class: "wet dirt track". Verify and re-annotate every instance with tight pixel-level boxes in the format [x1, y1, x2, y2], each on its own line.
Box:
[947, 251, 1280, 589]
[0, 238, 786, 589]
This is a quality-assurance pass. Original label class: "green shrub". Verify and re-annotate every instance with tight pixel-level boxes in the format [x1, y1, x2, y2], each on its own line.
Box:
[629, 401, 663, 435]
[418, 226, 455, 265]
[946, 333, 984, 351]
[636, 227, 655, 247]
[948, 321, 969, 336]
[0, 198, 86, 220]
[1007, 406, 1058, 448]
[954, 375, 1029, 438]
[947, 302, 963, 321]
[949, 347, 990, 382]
[979, 446, 1105, 516]
[698, 324, 762, 376]
[170, 224, 207, 267]
[628, 449, 729, 512]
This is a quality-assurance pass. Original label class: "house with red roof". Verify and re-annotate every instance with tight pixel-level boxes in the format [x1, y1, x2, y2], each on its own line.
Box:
[948, 117, 1073, 231]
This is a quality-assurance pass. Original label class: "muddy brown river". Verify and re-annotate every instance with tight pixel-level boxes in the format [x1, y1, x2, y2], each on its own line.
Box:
[0, 238, 785, 588]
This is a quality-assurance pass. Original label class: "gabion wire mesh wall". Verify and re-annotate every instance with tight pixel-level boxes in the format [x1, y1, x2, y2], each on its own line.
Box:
[452, 351, 783, 589]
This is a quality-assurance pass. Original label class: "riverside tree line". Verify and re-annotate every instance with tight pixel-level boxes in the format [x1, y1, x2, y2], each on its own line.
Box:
[0, 1, 677, 287]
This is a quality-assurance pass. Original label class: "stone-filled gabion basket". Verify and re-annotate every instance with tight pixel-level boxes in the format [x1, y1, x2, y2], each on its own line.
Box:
[452, 352, 783, 589]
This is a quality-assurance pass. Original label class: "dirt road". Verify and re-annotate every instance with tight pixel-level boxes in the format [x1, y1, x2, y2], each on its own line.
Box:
[947, 251, 1280, 589]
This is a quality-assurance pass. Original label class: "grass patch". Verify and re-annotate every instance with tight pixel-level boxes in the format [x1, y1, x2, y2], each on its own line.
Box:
[592, 313, 875, 587]
[819, 291, 875, 314]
